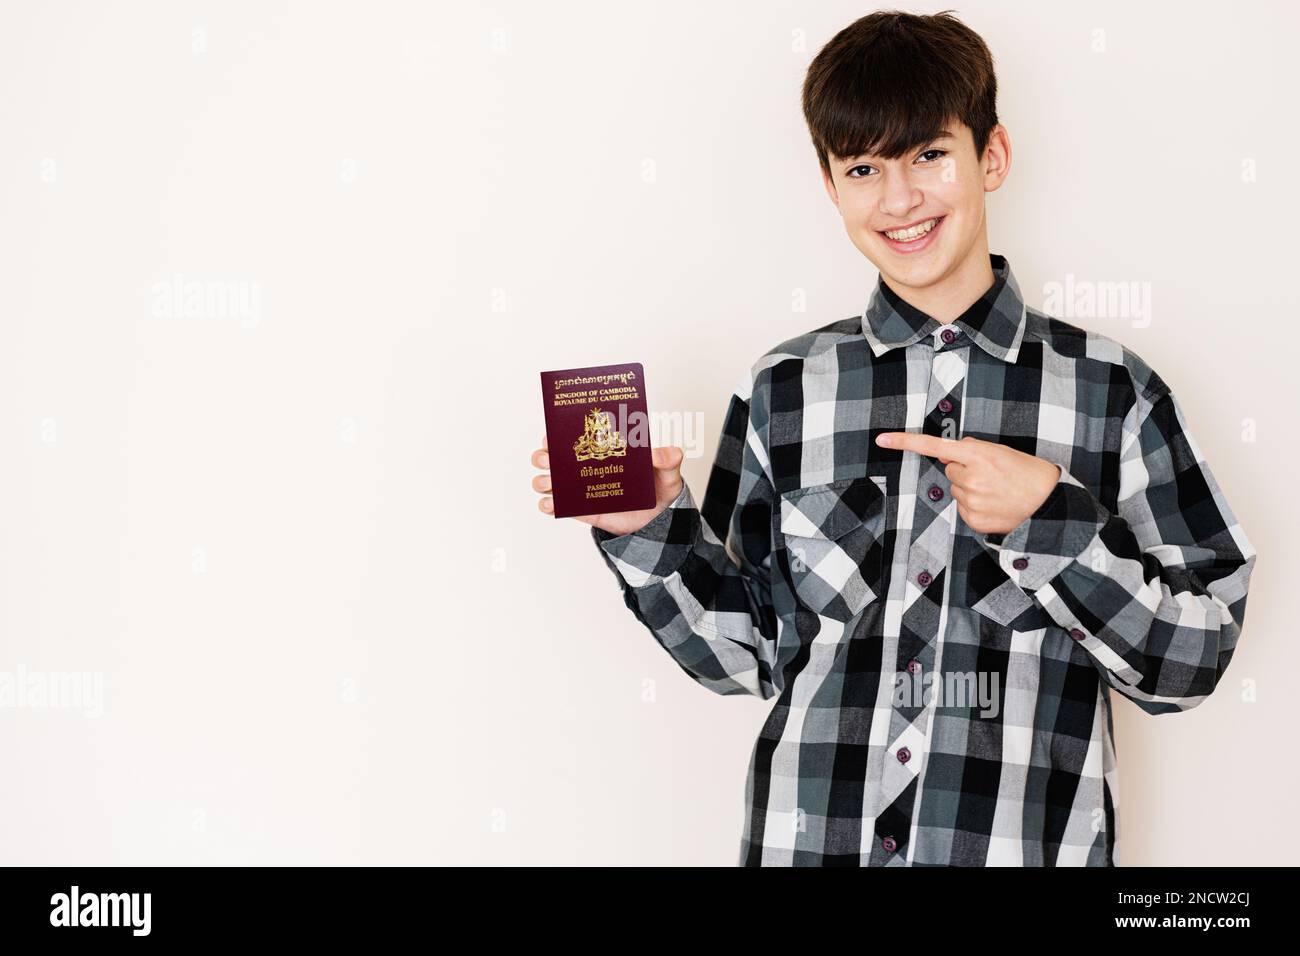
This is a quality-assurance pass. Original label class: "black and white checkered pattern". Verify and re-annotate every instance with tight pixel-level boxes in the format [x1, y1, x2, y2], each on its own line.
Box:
[592, 254, 1256, 866]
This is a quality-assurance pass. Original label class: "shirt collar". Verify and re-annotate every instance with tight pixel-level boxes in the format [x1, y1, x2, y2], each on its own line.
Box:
[861, 253, 1028, 363]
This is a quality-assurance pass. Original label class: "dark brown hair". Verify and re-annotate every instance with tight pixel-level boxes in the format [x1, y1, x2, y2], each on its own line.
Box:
[801, 9, 999, 179]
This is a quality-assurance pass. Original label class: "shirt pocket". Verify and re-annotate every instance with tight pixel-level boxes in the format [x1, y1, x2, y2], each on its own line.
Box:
[778, 474, 889, 623]
[966, 545, 1037, 628]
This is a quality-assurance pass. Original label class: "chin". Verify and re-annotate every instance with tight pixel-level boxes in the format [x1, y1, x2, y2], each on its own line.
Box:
[872, 245, 952, 288]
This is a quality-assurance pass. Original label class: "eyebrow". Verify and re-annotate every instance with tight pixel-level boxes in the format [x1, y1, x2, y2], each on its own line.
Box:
[847, 132, 955, 162]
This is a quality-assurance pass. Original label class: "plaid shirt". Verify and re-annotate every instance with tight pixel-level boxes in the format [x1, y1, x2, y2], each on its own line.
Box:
[592, 254, 1256, 866]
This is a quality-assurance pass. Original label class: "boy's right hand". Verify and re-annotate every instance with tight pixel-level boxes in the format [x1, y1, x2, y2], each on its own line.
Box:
[531, 435, 685, 537]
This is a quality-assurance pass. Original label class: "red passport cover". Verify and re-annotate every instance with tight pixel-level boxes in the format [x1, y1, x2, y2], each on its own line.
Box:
[539, 362, 657, 519]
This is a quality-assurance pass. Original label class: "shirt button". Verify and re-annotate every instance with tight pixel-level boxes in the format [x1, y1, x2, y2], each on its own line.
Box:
[896, 746, 911, 764]
[917, 569, 932, 587]
[1012, 557, 1029, 570]
[1069, 627, 1086, 641]
[928, 485, 944, 501]
[907, 659, 922, 675]
[940, 328, 957, 345]
[937, 398, 953, 413]
[882, 835, 897, 852]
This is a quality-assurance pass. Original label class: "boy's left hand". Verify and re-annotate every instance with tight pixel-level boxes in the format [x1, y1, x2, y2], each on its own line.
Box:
[874, 432, 1061, 535]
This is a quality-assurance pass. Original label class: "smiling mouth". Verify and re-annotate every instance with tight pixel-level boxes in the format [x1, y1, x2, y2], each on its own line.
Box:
[880, 216, 945, 242]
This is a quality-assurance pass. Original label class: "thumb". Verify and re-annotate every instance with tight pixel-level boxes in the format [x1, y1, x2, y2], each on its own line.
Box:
[651, 445, 684, 477]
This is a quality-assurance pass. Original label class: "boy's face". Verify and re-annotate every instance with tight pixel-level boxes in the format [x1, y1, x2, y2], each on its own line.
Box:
[821, 120, 1010, 292]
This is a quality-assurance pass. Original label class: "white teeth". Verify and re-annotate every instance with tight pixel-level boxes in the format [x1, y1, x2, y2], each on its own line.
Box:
[884, 217, 940, 241]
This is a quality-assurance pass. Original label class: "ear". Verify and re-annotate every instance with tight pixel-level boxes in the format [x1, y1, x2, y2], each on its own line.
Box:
[982, 124, 1012, 193]
[820, 163, 840, 209]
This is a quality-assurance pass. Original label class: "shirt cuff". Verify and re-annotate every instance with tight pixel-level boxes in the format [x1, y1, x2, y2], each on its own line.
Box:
[591, 483, 698, 586]
[978, 464, 1108, 592]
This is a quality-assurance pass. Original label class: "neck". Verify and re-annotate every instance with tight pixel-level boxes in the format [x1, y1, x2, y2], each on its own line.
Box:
[880, 237, 995, 324]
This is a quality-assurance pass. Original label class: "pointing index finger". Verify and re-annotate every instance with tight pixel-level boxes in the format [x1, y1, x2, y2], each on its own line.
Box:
[875, 431, 973, 463]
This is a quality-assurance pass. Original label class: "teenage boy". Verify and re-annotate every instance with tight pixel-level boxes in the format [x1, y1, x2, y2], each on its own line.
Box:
[530, 10, 1255, 866]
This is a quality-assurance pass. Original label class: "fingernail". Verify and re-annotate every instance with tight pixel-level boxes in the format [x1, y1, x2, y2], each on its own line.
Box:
[539, 453, 549, 468]
[876, 434, 894, 447]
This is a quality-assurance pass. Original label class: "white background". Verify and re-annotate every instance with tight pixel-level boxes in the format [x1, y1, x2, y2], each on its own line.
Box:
[1, 0, 1295, 864]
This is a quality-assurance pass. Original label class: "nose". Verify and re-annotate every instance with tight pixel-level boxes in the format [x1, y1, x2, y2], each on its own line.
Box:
[877, 168, 924, 221]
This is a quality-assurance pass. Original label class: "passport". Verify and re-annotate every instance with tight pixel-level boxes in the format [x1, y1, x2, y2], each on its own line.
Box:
[539, 362, 657, 519]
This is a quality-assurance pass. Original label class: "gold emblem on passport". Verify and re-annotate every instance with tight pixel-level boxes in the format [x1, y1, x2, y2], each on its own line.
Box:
[573, 407, 627, 461]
